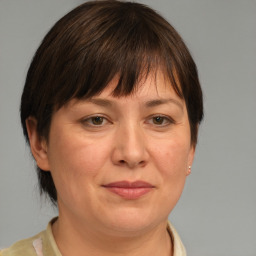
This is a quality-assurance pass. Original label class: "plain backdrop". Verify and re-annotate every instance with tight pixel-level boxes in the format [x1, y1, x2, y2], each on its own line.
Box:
[0, 1, 256, 255]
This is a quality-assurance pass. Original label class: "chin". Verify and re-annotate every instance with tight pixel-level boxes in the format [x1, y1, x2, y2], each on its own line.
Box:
[99, 207, 166, 235]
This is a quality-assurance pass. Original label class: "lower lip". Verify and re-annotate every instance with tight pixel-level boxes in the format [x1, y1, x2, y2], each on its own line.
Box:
[105, 187, 153, 200]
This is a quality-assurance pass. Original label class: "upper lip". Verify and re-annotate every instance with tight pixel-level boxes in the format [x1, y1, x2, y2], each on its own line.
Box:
[103, 180, 154, 188]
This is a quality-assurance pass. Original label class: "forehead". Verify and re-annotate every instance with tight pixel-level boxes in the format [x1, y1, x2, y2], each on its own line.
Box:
[98, 70, 182, 101]
[62, 70, 185, 112]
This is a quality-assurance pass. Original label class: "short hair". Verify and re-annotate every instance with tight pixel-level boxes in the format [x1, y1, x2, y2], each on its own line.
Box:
[20, 0, 203, 204]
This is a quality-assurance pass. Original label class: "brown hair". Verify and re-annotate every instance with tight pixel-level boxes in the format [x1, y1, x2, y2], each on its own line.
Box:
[20, 0, 203, 204]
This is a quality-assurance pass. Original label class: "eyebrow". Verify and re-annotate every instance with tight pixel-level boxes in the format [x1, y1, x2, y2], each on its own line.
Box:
[145, 99, 184, 110]
[88, 98, 113, 107]
[87, 98, 183, 110]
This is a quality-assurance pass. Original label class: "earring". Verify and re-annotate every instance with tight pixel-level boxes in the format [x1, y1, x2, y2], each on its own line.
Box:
[188, 166, 191, 174]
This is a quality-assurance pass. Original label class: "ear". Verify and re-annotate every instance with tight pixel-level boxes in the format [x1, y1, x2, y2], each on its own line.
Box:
[186, 146, 195, 176]
[26, 117, 50, 171]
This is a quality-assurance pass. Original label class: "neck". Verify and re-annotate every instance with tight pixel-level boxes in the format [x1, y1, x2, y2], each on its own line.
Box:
[52, 213, 172, 256]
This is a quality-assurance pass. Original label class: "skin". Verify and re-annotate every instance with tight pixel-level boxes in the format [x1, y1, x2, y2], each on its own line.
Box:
[27, 71, 195, 256]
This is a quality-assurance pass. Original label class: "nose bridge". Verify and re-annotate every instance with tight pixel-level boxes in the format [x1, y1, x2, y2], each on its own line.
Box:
[123, 122, 143, 153]
[113, 121, 148, 168]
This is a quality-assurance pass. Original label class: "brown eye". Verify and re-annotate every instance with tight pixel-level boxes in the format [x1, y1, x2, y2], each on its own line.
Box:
[91, 116, 104, 125]
[148, 115, 174, 127]
[153, 116, 165, 125]
[82, 116, 108, 127]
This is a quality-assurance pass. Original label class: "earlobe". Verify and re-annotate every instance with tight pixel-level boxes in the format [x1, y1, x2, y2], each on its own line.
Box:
[186, 146, 195, 176]
[26, 117, 50, 171]
[187, 166, 191, 176]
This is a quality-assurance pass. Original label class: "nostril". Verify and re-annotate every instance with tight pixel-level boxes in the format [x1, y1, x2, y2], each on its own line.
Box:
[118, 159, 146, 168]
[138, 160, 146, 167]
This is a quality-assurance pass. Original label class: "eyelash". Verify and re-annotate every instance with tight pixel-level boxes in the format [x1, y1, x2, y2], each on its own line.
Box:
[81, 114, 175, 128]
[147, 115, 175, 127]
[81, 115, 110, 127]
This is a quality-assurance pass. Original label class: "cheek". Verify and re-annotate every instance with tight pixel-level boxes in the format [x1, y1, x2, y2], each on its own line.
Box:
[147, 137, 190, 214]
[47, 131, 112, 199]
[47, 134, 114, 210]
[49, 131, 109, 173]
[151, 137, 191, 178]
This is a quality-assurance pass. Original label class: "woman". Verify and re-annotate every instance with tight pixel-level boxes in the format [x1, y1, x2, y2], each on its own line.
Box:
[1, 1, 203, 255]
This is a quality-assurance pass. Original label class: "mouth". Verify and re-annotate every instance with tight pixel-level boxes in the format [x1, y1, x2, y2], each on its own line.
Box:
[102, 181, 155, 200]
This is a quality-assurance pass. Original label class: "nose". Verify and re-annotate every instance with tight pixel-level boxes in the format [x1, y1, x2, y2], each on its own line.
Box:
[111, 124, 149, 169]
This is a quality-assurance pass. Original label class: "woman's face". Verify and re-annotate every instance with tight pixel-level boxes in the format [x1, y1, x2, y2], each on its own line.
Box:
[37, 71, 194, 235]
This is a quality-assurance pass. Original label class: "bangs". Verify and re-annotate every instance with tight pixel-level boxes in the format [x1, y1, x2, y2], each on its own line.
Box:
[48, 1, 183, 109]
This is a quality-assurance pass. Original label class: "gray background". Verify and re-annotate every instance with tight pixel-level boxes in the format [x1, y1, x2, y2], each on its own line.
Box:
[0, 0, 256, 255]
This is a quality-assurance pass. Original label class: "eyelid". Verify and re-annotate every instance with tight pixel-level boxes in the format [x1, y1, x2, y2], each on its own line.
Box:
[81, 114, 112, 127]
[146, 114, 176, 126]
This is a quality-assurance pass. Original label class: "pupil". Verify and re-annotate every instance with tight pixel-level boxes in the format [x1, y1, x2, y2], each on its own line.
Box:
[93, 117, 103, 125]
[154, 116, 163, 124]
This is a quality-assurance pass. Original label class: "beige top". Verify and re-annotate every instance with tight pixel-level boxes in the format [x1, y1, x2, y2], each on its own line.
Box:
[1, 219, 186, 256]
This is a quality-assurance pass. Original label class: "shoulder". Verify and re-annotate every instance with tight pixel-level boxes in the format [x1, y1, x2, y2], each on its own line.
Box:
[0, 218, 61, 256]
[167, 221, 187, 256]
[0, 231, 45, 256]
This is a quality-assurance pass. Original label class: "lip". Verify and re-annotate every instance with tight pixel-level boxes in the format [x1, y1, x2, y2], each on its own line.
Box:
[102, 180, 154, 200]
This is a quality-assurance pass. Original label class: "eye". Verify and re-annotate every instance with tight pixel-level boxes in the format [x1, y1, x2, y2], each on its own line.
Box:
[148, 115, 174, 126]
[82, 115, 109, 126]
[91, 116, 104, 125]
[152, 116, 165, 125]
